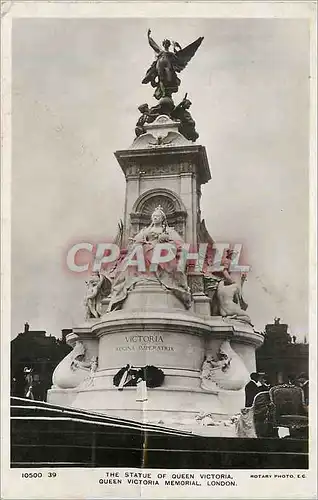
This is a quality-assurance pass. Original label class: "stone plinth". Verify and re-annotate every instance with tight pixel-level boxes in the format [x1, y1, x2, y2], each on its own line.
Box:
[47, 281, 263, 430]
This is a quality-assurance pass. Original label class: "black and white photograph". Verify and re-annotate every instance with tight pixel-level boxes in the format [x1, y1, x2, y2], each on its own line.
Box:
[1, 1, 317, 499]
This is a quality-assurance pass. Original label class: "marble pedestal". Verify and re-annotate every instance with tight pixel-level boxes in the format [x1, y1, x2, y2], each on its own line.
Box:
[47, 281, 263, 435]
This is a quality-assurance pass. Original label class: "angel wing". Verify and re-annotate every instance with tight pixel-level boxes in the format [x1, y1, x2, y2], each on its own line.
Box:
[113, 219, 124, 247]
[142, 60, 158, 86]
[197, 219, 214, 245]
[173, 36, 204, 73]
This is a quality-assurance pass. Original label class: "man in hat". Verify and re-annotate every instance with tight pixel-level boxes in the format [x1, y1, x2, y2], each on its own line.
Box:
[258, 372, 271, 392]
[244, 372, 263, 408]
[23, 367, 34, 400]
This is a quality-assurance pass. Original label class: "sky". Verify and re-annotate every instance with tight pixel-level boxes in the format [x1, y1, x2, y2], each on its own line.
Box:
[11, 17, 310, 339]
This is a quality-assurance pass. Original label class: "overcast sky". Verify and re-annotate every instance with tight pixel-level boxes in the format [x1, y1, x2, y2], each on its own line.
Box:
[11, 17, 310, 339]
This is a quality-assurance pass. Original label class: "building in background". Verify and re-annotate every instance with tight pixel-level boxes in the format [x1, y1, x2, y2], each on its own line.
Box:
[256, 318, 308, 385]
[11, 323, 71, 400]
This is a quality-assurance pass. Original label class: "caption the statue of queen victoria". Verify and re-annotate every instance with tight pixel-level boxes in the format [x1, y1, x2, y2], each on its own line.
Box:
[108, 205, 191, 312]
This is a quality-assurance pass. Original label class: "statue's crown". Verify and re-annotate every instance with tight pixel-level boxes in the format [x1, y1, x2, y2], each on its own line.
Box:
[153, 205, 165, 216]
[155, 204, 163, 211]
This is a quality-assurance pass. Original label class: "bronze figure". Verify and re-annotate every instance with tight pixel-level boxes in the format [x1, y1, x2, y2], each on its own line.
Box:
[142, 29, 204, 100]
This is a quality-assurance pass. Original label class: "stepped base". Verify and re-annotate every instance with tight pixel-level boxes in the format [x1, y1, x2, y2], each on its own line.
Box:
[11, 398, 309, 469]
[47, 384, 243, 436]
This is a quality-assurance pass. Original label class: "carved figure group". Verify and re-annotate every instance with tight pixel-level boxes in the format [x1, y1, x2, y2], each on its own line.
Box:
[83, 238, 251, 325]
[84, 271, 111, 320]
[134, 29, 203, 142]
[52, 336, 99, 390]
[203, 248, 252, 325]
[200, 341, 250, 391]
[135, 94, 199, 142]
[217, 274, 252, 325]
[201, 352, 231, 391]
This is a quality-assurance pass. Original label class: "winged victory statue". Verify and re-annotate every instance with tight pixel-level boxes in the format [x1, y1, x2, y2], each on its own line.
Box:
[142, 29, 204, 100]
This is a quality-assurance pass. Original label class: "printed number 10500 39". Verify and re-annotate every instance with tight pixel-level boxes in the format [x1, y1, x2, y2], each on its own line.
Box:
[21, 472, 57, 478]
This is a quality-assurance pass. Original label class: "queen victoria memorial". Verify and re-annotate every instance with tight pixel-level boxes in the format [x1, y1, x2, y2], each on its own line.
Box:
[47, 29, 264, 437]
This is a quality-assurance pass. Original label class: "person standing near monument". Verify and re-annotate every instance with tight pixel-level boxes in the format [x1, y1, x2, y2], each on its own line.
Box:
[244, 372, 262, 407]
[296, 373, 309, 405]
[258, 372, 271, 392]
[23, 367, 34, 400]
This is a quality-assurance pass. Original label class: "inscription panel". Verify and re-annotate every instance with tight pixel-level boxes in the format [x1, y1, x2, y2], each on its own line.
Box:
[98, 330, 204, 370]
[115, 334, 175, 353]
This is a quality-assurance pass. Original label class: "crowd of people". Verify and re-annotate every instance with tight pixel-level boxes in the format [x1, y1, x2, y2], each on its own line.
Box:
[11, 367, 47, 401]
[16, 363, 309, 411]
[244, 371, 309, 408]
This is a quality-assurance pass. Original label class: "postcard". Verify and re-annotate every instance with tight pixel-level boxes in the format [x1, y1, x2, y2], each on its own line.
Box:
[1, 1, 317, 499]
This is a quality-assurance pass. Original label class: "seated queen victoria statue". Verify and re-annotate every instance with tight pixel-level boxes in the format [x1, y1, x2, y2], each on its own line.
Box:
[107, 206, 191, 312]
